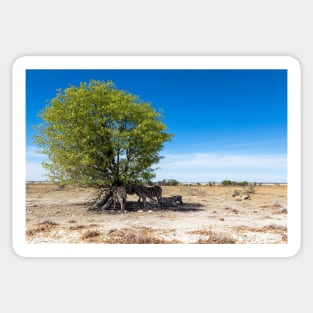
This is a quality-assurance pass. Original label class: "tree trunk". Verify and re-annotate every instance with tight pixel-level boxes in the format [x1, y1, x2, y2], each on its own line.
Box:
[88, 187, 115, 210]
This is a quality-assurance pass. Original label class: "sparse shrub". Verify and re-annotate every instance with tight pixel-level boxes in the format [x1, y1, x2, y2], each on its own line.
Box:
[234, 224, 287, 234]
[82, 230, 100, 240]
[70, 225, 86, 230]
[281, 233, 288, 242]
[196, 231, 236, 244]
[266, 224, 287, 232]
[26, 220, 58, 237]
[105, 227, 179, 244]
[39, 220, 58, 226]
[106, 228, 159, 244]
[188, 229, 236, 244]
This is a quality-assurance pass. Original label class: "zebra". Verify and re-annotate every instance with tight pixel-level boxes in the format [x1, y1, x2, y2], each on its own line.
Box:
[161, 195, 183, 206]
[169, 195, 183, 205]
[113, 186, 127, 212]
[139, 185, 162, 206]
[232, 189, 250, 201]
[232, 190, 242, 197]
[126, 184, 162, 208]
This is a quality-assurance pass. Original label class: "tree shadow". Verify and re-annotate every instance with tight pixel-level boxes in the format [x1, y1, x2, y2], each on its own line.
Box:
[166, 202, 205, 212]
[87, 200, 205, 213]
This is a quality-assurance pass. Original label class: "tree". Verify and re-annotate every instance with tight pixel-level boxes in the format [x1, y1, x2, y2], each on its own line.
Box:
[221, 180, 233, 186]
[157, 179, 180, 186]
[167, 179, 180, 186]
[34, 80, 173, 190]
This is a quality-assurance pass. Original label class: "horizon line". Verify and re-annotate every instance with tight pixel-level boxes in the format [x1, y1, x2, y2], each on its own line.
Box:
[26, 180, 288, 184]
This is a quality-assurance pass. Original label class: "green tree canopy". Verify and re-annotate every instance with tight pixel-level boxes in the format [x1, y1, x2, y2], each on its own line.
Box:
[34, 80, 173, 187]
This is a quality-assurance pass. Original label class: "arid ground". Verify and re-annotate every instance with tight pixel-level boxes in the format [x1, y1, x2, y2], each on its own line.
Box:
[26, 183, 287, 244]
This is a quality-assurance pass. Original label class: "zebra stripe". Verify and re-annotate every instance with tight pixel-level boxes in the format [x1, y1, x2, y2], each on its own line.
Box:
[140, 185, 162, 203]
[126, 184, 163, 208]
[137, 185, 162, 208]
[113, 186, 127, 212]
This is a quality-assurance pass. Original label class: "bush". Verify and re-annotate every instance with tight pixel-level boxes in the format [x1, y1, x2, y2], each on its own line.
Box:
[157, 179, 180, 186]
[221, 180, 233, 186]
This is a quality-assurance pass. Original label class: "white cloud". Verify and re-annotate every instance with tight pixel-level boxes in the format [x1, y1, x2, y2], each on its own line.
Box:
[26, 146, 47, 181]
[26, 146, 45, 161]
[26, 161, 48, 181]
[160, 152, 286, 169]
[155, 151, 287, 183]
[25, 146, 287, 183]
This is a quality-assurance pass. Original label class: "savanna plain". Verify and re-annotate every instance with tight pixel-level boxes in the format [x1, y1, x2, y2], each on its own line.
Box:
[26, 183, 288, 244]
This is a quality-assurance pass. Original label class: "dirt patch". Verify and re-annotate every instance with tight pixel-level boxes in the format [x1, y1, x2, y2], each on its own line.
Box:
[26, 183, 288, 244]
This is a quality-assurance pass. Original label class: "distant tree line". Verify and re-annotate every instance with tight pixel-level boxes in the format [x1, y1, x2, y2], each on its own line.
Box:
[146, 180, 266, 187]
[221, 180, 257, 187]
[156, 179, 180, 186]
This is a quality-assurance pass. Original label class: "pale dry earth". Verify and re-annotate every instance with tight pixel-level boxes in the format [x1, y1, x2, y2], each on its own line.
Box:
[26, 183, 288, 244]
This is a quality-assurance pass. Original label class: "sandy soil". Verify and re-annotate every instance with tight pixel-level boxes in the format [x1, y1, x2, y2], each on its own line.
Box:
[26, 183, 288, 244]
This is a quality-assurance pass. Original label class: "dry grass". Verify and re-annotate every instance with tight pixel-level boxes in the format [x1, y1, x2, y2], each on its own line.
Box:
[233, 224, 288, 243]
[105, 227, 180, 244]
[197, 232, 236, 244]
[81, 230, 101, 241]
[259, 201, 285, 211]
[26, 220, 58, 237]
[188, 229, 237, 244]
[273, 208, 288, 214]
[69, 225, 86, 230]
[235, 224, 287, 233]
[39, 220, 58, 226]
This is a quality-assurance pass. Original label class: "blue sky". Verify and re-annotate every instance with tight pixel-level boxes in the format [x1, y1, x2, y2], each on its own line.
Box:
[26, 69, 287, 183]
